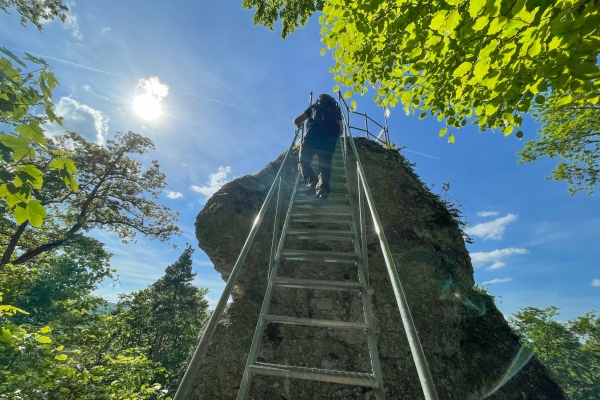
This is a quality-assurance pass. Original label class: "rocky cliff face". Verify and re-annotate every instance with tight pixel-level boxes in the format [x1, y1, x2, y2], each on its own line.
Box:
[181, 138, 565, 399]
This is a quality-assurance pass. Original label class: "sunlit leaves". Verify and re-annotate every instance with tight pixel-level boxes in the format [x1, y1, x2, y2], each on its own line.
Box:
[15, 121, 46, 145]
[14, 199, 46, 226]
[0, 48, 76, 228]
[313, 0, 600, 142]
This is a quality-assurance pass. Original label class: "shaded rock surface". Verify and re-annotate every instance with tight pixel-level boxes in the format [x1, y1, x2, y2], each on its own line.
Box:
[181, 138, 565, 399]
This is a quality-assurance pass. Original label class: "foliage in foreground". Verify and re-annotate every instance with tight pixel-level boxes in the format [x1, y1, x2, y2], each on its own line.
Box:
[242, 0, 600, 195]
[0, 47, 78, 229]
[243, 0, 600, 138]
[510, 306, 600, 399]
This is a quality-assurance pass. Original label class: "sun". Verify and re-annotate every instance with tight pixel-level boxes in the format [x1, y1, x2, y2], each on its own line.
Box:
[133, 94, 162, 120]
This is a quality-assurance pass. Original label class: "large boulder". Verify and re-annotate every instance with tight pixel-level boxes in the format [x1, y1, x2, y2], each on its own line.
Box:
[179, 138, 565, 399]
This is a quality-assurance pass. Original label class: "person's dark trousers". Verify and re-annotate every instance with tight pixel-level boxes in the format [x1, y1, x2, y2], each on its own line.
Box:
[299, 132, 338, 194]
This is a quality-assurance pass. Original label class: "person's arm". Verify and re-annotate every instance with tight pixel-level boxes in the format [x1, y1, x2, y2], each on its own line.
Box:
[293, 112, 308, 127]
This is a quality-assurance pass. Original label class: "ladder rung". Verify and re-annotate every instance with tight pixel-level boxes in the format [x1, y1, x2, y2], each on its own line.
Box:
[289, 213, 352, 224]
[274, 277, 361, 291]
[248, 363, 379, 388]
[281, 249, 358, 263]
[297, 182, 346, 189]
[295, 198, 349, 206]
[264, 315, 368, 330]
[286, 229, 353, 240]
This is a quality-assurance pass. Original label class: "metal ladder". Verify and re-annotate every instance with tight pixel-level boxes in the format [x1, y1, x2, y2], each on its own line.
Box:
[236, 139, 386, 399]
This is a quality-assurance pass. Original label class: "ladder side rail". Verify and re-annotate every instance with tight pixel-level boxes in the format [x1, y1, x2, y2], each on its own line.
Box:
[357, 170, 369, 285]
[342, 139, 385, 399]
[268, 177, 283, 280]
[173, 129, 301, 400]
[343, 117, 440, 400]
[237, 172, 302, 399]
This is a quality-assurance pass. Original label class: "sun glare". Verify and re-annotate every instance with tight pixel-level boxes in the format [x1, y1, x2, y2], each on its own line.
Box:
[133, 94, 162, 120]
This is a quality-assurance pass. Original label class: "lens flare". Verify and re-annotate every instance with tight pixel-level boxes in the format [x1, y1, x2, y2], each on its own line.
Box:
[133, 94, 161, 120]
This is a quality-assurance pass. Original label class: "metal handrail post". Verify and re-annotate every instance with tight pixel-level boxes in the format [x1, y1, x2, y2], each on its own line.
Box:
[364, 114, 369, 139]
[173, 129, 300, 400]
[345, 126, 439, 400]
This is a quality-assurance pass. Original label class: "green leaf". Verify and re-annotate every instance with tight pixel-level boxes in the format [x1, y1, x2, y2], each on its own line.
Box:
[448, 134, 455, 144]
[446, 10, 461, 32]
[439, 127, 448, 137]
[453, 62, 472, 78]
[535, 95, 545, 104]
[14, 199, 47, 227]
[40, 326, 52, 333]
[430, 13, 447, 31]
[15, 121, 47, 145]
[54, 354, 68, 361]
[472, 16, 489, 31]
[528, 41, 542, 57]
[556, 93, 572, 107]
[516, 130, 524, 139]
[469, 0, 486, 18]
[504, 125, 514, 136]
[17, 165, 44, 189]
[0, 46, 26, 67]
[0, 134, 32, 160]
[419, 112, 427, 120]
[37, 335, 52, 344]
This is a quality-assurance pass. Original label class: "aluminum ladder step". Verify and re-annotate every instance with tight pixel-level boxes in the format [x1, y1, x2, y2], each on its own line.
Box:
[295, 198, 349, 206]
[263, 315, 368, 330]
[289, 212, 352, 224]
[286, 229, 353, 240]
[274, 277, 361, 291]
[248, 363, 379, 388]
[281, 249, 358, 263]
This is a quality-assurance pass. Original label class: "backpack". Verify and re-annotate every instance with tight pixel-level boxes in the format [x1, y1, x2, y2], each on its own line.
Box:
[310, 96, 341, 123]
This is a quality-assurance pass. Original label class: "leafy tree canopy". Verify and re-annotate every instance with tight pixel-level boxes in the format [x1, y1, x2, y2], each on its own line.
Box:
[112, 245, 209, 379]
[242, 0, 325, 38]
[0, 0, 69, 30]
[510, 306, 600, 399]
[243, 0, 600, 143]
[0, 130, 181, 267]
[518, 92, 600, 194]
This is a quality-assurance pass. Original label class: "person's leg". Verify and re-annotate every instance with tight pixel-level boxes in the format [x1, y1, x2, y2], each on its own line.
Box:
[315, 136, 338, 197]
[299, 135, 318, 188]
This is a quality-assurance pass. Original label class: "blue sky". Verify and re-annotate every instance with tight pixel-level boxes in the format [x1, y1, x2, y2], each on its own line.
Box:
[1, 1, 598, 320]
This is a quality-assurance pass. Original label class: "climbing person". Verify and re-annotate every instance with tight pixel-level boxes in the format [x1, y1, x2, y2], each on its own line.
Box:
[293, 93, 343, 199]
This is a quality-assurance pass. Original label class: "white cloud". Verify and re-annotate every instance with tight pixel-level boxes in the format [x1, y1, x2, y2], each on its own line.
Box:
[481, 278, 513, 285]
[477, 211, 500, 217]
[102, 27, 111, 33]
[470, 247, 528, 270]
[137, 77, 169, 100]
[465, 214, 518, 240]
[593, 279, 600, 287]
[44, 97, 109, 144]
[191, 166, 232, 197]
[167, 191, 184, 199]
[64, 13, 82, 40]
